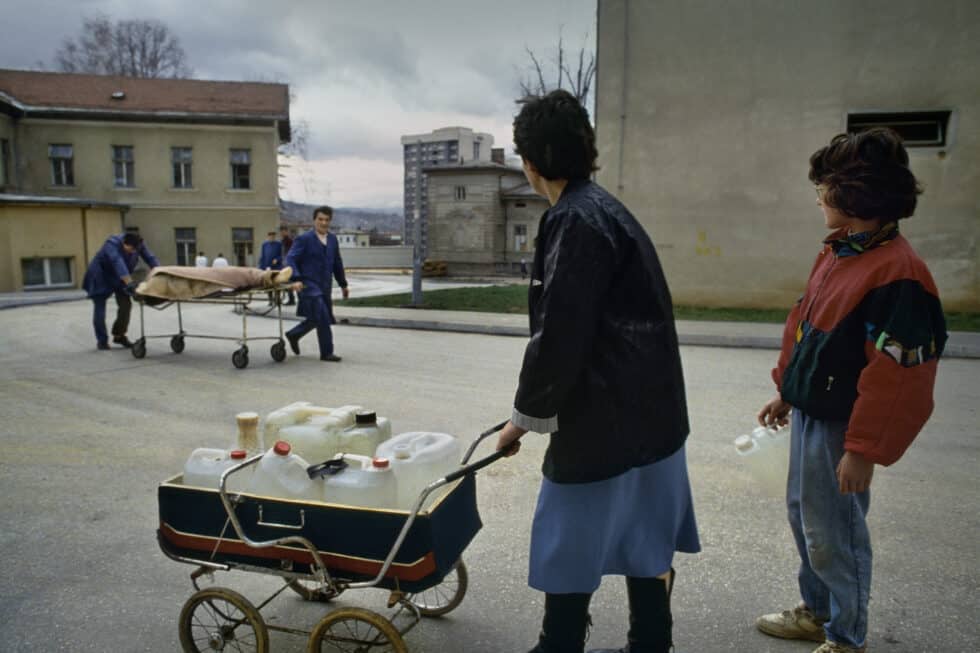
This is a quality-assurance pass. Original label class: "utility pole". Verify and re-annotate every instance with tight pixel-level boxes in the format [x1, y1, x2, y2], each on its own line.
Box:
[411, 138, 423, 306]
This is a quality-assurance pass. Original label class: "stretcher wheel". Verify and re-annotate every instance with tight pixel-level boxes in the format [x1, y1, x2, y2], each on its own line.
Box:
[271, 340, 287, 362]
[232, 347, 249, 369]
[306, 607, 407, 653]
[131, 338, 147, 359]
[178, 586, 269, 653]
[406, 559, 468, 617]
[170, 335, 185, 354]
[287, 578, 339, 602]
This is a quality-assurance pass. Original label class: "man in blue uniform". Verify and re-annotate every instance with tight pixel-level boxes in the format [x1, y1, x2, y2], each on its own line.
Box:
[285, 206, 349, 362]
[82, 232, 159, 350]
[258, 231, 283, 305]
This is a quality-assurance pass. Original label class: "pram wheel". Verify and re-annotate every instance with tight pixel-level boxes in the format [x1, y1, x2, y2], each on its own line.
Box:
[287, 578, 340, 602]
[232, 346, 249, 369]
[171, 335, 185, 354]
[306, 607, 407, 653]
[132, 338, 147, 359]
[406, 559, 468, 617]
[271, 340, 287, 362]
[179, 586, 269, 653]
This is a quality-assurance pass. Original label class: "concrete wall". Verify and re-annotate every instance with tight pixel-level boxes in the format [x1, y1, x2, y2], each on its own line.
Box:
[503, 197, 546, 262]
[12, 120, 280, 266]
[341, 245, 412, 269]
[0, 114, 13, 190]
[0, 204, 121, 291]
[596, 0, 980, 310]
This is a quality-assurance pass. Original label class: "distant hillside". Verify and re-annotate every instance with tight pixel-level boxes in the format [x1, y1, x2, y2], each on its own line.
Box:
[280, 200, 404, 234]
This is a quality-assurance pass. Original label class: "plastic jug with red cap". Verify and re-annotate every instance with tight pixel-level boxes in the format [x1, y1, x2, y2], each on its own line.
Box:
[183, 448, 252, 492]
[321, 454, 397, 509]
[246, 441, 319, 501]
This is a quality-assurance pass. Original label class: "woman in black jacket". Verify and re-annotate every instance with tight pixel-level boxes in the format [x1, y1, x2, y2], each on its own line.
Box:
[496, 90, 700, 653]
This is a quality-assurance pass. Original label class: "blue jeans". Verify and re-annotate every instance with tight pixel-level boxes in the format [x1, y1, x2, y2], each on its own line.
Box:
[787, 410, 871, 649]
[91, 290, 132, 345]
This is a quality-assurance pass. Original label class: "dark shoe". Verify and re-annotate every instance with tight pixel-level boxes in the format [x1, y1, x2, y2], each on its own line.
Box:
[320, 354, 342, 362]
[97, 342, 111, 351]
[112, 336, 134, 348]
[530, 592, 592, 653]
[286, 333, 300, 355]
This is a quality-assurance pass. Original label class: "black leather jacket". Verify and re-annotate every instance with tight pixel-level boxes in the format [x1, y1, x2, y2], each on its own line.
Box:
[514, 179, 690, 483]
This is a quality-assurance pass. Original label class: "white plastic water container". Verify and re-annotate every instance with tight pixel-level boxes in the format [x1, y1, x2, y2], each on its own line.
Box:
[376, 431, 462, 510]
[246, 441, 319, 501]
[334, 411, 391, 457]
[262, 402, 335, 443]
[278, 420, 343, 465]
[331, 405, 366, 428]
[734, 425, 791, 496]
[183, 448, 251, 491]
[322, 454, 398, 509]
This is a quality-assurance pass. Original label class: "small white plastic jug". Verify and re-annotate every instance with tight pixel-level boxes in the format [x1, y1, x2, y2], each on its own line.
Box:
[734, 425, 791, 496]
[335, 411, 391, 458]
[246, 441, 319, 501]
[183, 448, 251, 491]
[322, 454, 398, 509]
[376, 431, 462, 510]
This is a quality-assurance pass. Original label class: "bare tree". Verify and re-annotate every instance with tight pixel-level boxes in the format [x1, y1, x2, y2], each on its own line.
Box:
[278, 118, 318, 202]
[519, 29, 595, 107]
[54, 13, 192, 78]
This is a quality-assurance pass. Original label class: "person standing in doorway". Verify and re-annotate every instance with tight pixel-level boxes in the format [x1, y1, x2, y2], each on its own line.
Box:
[82, 232, 159, 350]
[285, 206, 349, 362]
[212, 253, 229, 268]
[280, 225, 296, 305]
[194, 251, 208, 267]
[495, 90, 699, 653]
[258, 231, 283, 306]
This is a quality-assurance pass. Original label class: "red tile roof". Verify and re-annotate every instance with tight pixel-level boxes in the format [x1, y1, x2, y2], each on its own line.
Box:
[0, 69, 289, 138]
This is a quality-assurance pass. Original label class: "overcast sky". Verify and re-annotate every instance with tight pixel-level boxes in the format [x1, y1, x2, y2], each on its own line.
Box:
[1, 0, 597, 209]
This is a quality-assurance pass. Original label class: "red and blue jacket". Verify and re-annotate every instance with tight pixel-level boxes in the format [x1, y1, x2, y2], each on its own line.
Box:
[773, 224, 947, 466]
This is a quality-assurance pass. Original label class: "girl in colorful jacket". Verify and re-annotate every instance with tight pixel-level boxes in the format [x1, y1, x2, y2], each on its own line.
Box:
[756, 127, 947, 653]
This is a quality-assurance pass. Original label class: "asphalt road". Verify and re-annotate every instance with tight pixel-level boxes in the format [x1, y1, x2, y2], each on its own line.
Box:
[0, 301, 976, 652]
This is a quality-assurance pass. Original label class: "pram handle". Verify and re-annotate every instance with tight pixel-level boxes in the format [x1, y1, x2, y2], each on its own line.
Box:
[448, 420, 512, 483]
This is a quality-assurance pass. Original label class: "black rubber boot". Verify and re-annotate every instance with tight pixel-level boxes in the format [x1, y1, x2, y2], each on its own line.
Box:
[527, 592, 593, 653]
[588, 569, 675, 653]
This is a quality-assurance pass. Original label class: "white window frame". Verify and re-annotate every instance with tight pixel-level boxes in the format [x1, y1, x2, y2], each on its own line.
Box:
[22, 257, 74, 289]
[49, 144, 74, 186]
[230, 149, 252, 189]
[112, 145, 135, 188]
[172, 147, 193, 188]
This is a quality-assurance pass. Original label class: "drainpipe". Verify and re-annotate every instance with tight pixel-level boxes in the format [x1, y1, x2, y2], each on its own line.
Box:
[616, 0, 631, 195]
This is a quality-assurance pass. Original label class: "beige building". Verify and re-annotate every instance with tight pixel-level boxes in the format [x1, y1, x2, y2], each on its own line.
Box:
[425, 162, 547, 275]
[336, 230, 371, 248]
[0, 69, 289, 287]
[595, 0, 979, 310]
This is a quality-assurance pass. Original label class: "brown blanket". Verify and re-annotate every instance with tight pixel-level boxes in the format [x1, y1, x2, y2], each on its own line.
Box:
[136, 266, 293, 301]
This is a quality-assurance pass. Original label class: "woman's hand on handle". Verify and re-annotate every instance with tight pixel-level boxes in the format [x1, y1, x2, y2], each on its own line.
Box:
[496, 421, 527, 457]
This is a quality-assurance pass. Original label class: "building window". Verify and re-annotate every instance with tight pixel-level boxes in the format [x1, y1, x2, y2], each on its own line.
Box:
[230, 149, 251, 189]
[112, 145, 135, 187]
[172, 147, 193, 188]
[514, 224, 529, 252]
[473, 141, 481, 160]
[454, 185, 466, 201]
[175, 228, 196, 266]
[0, 138, 10, 187]
[847, 111, 953, 147]
[22, 257, 73, 289]
[232, 227, 254, 266]
[49, 144, 74, 186]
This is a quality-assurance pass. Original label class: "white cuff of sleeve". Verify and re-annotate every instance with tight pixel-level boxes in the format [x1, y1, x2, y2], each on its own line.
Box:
[511, 407, 558, 434]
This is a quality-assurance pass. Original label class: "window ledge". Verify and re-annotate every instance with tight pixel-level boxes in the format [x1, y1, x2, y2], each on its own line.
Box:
[112, 187, 141, 192]
[226, 188, 255, 194]
[168, 187, 199, 192]
[46, 185, 80, 192]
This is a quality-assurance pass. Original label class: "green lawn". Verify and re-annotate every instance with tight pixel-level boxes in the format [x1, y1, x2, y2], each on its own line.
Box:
[345, 284, 980, 331]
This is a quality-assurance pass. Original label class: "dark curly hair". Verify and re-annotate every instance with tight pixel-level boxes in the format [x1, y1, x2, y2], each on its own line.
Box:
[808, 127, 922, 221]
[513, 89, 598, 181]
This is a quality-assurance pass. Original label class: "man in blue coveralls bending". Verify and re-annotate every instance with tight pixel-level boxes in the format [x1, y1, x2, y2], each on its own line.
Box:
[285, 206, 349, 362]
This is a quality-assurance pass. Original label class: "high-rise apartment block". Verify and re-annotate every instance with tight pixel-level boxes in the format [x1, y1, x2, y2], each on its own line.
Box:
[401, 127, 493, 254]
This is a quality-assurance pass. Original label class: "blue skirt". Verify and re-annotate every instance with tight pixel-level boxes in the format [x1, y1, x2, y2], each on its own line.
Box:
[528, 445, 700, 594]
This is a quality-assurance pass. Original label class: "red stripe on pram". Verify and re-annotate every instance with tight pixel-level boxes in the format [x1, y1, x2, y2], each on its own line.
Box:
[159, 522, 437, 581]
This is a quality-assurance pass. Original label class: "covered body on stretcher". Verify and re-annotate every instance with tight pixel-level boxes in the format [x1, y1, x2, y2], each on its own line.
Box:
[136, 266, 293, 304]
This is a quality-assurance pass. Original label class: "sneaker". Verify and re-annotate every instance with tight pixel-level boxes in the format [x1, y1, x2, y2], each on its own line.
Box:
[756, 603, 827, 642]
[320, 354, 342, 362]
[112, 336, 134, 348]
[813, 641, 866, 653]
[286, 333, 300, 355]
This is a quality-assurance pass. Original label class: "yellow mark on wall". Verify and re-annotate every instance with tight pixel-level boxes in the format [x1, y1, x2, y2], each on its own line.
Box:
[695, 230, 721, 257]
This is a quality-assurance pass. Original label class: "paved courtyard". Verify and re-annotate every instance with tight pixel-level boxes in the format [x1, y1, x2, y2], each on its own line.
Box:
[0, 299, 977, 652]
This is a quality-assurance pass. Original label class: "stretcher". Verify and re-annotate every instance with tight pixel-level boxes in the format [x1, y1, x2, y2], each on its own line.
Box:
[158, 422, 509, 652]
